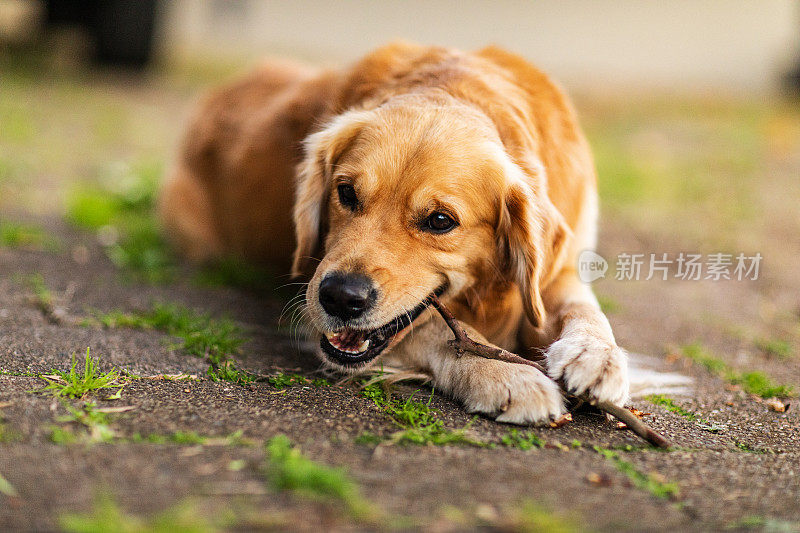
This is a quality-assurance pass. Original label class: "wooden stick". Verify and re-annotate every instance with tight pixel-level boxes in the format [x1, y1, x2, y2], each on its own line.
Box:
[428, 295, 671, 449]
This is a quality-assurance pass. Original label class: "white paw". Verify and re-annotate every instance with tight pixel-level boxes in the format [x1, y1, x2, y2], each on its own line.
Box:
[459, 360, 565, 425]
[547, 334, 629, 406]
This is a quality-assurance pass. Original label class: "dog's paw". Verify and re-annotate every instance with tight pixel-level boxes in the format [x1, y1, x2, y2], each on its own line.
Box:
[547, 333, 629, 406]
[458, 360, 565, 425]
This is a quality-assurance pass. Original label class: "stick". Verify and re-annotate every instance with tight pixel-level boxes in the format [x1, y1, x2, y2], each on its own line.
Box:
[428, 295, 671, 449]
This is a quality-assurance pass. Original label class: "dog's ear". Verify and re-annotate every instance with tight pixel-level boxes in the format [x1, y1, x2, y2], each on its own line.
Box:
[292, 112, 368, 278]
[497, 162, 571, 328]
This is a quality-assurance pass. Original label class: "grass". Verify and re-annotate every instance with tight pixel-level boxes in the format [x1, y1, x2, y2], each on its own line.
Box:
[0, 220, 58, 250]
[88, 303, 250, 383]
[0, 473, 18, 498]
[264, 434, 372, 518]
[0, 420, 21, 444]
[130, 430, 249, 446]
[682, 343, 794, 398]
[40, 348, 121, 399]
[508, 501, 583, 533]
[59, 493, 217, 533]
[268, 373, 330, 390]
[500, 429, 545, 450]
[596, 294, 621, 314]
[360, 382, 486, 446]
[27, 273, 53, 309]
[646, 394, 726, 433]
[593, 445, 680, 500]
[90, 304, 244, 364]
[53, 401, 116, 444]
[65, 159, 175, 283]
[193, 257, 278, 292]
[726, 515, 800, 531]
[754, 337, 793, 359]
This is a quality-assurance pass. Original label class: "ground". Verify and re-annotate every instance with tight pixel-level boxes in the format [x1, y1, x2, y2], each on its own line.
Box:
[1, 51, 799, 532]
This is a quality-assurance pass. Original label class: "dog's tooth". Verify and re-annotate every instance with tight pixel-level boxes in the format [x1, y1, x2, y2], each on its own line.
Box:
[357, 339, 370, 352]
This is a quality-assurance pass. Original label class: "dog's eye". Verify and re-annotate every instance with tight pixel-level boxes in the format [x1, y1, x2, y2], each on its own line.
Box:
[337, 184, 358, 210]
[423, 211, 457, 234]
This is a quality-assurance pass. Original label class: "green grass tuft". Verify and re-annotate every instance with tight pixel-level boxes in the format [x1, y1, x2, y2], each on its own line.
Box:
[511, 501, 583, 533]
[89, 304, 250, 383]
[754, 337, 793, 359]
[65, 159, 175, 283]
[593, 446, 680, 500]
[59, 493, 216, 533]
[681, 343, 794, 398]
[267, 373, 330, 390]
[193, 257, 278, 292]
[501, 429, 545, 450]
[41, 348, 121, 399]
[647, 394, 726, 433]
[0, 220, 59, 250]
[360, 382, 486, 447]
[264, 434, 372, 518]
[92, 303, 244, 364]
[55, 401, 116, 444]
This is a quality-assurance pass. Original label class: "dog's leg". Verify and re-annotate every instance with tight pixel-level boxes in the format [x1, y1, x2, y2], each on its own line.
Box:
[541, 273, 629, 406]
[384, 313, 565, 425]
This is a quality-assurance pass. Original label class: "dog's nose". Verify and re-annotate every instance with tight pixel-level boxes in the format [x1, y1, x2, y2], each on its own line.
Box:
[318, 272, 376, 321]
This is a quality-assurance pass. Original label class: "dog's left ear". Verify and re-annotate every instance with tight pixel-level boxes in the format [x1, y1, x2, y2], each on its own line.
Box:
[292, 111, 369, 278]
[497, 162, 571, 328]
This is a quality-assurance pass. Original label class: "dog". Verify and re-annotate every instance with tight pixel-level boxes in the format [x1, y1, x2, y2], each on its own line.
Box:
[160, 42, 629, 424]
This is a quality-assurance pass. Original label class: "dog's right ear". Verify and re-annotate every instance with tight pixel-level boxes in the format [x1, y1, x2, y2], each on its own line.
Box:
[292, 111, 369, 278]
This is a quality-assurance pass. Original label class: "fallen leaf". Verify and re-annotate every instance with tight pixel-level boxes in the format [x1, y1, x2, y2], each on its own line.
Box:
[765, 398, 786, 413]
[549, 413, 572, 428]
[615, 422, 627, 430]
[627, 408, 649, 419]
[586, 472, 612, 487]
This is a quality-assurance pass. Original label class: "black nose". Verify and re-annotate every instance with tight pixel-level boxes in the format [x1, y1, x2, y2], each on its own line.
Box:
[318, 272, 376, 321]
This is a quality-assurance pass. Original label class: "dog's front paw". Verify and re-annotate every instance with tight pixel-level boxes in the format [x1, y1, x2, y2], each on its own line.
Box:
[547, 334, 629, 406]
[457, 359, 565, 425]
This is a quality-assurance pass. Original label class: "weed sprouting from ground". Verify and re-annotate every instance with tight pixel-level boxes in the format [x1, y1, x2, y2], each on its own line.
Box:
[501, 429, 545, 450]
[754, 337, 793, 359]
[41, 348, 121, 399]
[359, 382, 486, 447]
[681, 343, 794, 398]
[193, 256, 277, 292]
[264, 434, 373, 518]
[52, 401, 116, 444]
[66, 159, 175, 283]
[59, 493, 217, 533]
[508, 501, 583, 533]
[88, 304, 250, 383]
[646, 395, 726, 433]
[0, 220, 59, 250]
[91, 303, 244, 363]
[268, 373, 329, 390]
[593, 446, 680, 500]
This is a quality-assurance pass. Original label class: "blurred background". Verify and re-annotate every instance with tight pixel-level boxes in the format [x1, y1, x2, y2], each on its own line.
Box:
[1, 0, 799, 357]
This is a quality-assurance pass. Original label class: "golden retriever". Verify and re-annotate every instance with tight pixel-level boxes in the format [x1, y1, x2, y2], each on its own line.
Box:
[160, 42, 628, 424]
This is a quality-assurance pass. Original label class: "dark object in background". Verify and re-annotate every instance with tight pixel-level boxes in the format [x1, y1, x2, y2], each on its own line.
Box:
[45, 0, 158, 68]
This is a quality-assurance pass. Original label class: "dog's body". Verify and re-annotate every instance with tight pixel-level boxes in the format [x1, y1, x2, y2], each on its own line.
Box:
[161, 43, 628, 423]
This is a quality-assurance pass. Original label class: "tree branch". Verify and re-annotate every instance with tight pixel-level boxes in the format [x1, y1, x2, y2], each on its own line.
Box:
[428, 295, 671, 449]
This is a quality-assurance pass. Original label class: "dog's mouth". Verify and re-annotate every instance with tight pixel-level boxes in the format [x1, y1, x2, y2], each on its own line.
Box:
[319, 285, 446, 367]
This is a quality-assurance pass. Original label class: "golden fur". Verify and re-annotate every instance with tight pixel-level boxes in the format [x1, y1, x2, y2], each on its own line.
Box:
[161, 43, 628, 424]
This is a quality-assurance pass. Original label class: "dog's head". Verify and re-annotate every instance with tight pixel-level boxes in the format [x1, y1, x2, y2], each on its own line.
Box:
[292, 98, 568, 370]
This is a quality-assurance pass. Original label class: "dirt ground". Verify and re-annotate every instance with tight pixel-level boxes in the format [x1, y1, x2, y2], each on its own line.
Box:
[1, 52, 800, 532]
